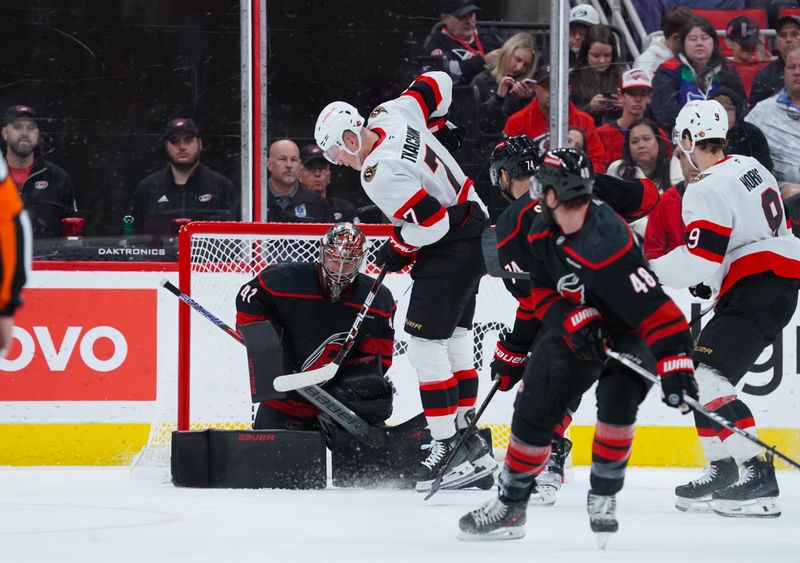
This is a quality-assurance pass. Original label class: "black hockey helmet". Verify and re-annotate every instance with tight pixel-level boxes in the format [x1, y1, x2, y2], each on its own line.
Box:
[319, 222, 369, 301]
[489, 135, 539, 187]
[531, 147, 594, 202]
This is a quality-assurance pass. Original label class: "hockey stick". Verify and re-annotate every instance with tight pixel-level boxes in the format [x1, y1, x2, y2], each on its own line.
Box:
[424, 378, 502, 501]
[606, 348, 800, 470]
[159, 279, 426, 448]
[481, 226, 529, 280]
[273, 265, 390, 391]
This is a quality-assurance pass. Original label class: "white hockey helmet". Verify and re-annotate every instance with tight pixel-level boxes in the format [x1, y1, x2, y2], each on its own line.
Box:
[314, 101, 365, 165]
[674, 99, 728, 146]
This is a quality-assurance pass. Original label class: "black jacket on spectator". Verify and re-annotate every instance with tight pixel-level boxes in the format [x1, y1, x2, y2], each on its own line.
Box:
[131, 164, 237, 235]
[423, 24, 502, 86]
[328, 195, 359, 223]
[266, 180, 331, 223]
[716, 86, 774, 172]
[17, 157, 78, 238]
[471, 68, 532, 134]
[750, 56, 785, 108]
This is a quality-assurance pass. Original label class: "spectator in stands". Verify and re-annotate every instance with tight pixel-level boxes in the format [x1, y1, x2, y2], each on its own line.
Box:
[471, 32, 536, 134]
[725, 16, 773, 101]
[745, 45, 800, 184]
[643, 147, 699, 260]
[298, 144, 359, 223]
[569, 4, 601, 68]
[595, 68, 670, 163]
[422, 0, 502, 86]
[710, 88, 774, 170]
[635, 6, 695, 75]
[1, 105, 79, 239]
[266, 139, 331, 223]
[607, 118, 672, 191]
[567, 126, 587, 150]
[570, 25, 628, 126]
[751, 14, 800, 105]
[0, 154, 29, 357]
[131, 117, 238, 236]
[504, 64, 609, 172]
[651, 16, 747, 133]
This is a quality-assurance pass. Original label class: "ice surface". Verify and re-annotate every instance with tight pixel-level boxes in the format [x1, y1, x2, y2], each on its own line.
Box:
[0, 466, 797, 563]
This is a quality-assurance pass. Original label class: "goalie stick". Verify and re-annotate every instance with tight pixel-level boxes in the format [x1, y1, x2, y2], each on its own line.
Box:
[159, 278, 426, 448]
[273, 265, 389, 391]
[425, 378, 501, 500]
[607, 348, 800, 470]
[481, 226, 529, 280]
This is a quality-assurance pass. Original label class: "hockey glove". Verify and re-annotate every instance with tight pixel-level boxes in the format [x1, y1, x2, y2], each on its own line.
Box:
[658, 354, 699, 414]
[562, 307, 609, 363]
[434, 120, 465, 153]
[491, 332, 529, 391]
[689, 283, 712, 300]
[376, 235, 416, 272]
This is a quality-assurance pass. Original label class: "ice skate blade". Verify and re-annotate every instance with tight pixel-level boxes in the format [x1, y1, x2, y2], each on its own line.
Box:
[457, 527, 525, 542]
[712, 498, 781, 518]
[675, 496, 712, 512]
[529, 485, 558, 506]
[416, 460, 475, 492]
[595, 532, 612, 550]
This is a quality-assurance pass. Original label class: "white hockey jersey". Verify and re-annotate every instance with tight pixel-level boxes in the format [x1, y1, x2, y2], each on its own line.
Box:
[359, 71, 487, 249]
[651, 154, 800, 296]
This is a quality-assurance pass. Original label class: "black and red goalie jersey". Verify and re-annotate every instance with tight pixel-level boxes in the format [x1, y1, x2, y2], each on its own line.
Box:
[520, 198, 692, 364]
[495, 174, 660, 345]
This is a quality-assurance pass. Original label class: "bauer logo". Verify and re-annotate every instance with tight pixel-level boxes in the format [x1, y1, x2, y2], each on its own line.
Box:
[0, 288, 157, 400]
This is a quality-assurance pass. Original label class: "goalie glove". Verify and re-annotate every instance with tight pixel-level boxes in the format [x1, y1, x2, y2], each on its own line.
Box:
[562, 307, 609, 363]
[658, 354, 698, 414]
[491, 332, 529, 391]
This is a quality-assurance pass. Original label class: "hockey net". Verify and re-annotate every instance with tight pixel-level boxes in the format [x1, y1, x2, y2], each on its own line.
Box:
[133, 221, 520, 474]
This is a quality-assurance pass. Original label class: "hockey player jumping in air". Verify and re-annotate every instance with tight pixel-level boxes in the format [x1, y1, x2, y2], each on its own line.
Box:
[459, 148, 697, 547]
[650, 99, 800, 518]
[488, 135, 660, 505]
[314, 71, 496, 491]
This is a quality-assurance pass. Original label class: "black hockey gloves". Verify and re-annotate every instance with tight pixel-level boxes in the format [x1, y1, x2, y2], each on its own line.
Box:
[434, 120, 465, 153]
[658, 354, 699, 414]
[689, 283, 712, 300]
[376, 236, 416, 272]
[562, 307, 609, 363]
[491, 332, 529, 391]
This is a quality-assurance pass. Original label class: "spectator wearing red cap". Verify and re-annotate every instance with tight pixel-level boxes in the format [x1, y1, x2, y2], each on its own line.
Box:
[725, 16, 772, 101]
[751, 14, 800, 106]
[595, 69, 670, 164]
[422, 0, 502, 86]
[130, 117, 238, 235]
[504, 64, 609, 172]
[298, 144, 360, 222]
[1, 105, 80, 239]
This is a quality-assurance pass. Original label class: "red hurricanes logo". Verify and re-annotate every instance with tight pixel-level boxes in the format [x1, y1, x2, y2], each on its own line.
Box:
[556, 273, 585, 305]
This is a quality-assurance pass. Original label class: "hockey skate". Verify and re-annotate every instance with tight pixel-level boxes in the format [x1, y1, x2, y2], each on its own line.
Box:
[414, 435, 475, 492]
[674, 458, 738, 512]
[712, 454, 781, 518]
[458, 495, 527, 541]
[445, 429, 498, 490]
[529, 436, 572, 506]
[587, 491, 618, 550]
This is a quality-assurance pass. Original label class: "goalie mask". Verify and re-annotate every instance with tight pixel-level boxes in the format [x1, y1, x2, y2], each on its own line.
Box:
[319, 222, 369, 301]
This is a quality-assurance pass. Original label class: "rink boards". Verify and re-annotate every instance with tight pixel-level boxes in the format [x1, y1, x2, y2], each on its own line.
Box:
[0, 265, 798, 468]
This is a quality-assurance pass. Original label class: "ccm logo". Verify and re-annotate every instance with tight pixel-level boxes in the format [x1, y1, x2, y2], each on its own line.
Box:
[0, 326, 127, 372]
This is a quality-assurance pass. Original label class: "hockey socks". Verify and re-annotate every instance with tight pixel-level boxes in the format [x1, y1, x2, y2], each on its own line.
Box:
[590, 421, 634, 495]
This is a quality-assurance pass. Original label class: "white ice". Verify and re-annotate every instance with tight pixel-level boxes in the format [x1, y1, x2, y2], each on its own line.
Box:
[1, 466, 797, 563]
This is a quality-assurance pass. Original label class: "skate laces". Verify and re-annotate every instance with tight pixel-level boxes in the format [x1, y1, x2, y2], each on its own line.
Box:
[728, 461, 755, 489]
[421, 440, 447, 469]
[588, 494, 616, 518]
[472, 498, 508, 526]
[692, 463, 719, 486]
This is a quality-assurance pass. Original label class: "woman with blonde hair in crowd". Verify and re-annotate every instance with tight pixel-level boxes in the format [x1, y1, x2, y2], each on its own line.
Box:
[471, 32, 536, 134]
